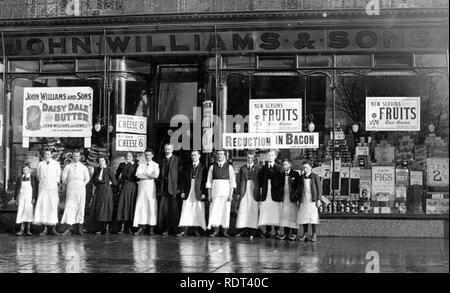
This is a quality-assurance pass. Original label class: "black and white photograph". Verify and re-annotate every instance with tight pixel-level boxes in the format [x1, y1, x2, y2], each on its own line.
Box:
[0, 0, 448, 281]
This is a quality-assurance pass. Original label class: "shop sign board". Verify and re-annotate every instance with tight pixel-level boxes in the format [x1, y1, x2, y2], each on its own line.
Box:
[116, 133, 146, 152]
[372, 166, 396, 195]
[116, 115, 147, 134]
[249, 99, 302, 133]
[366, 97, 420, 131]
[22, 87, 93, 138]
[427, 158, 449, 187]
[223, 132, 318, 150]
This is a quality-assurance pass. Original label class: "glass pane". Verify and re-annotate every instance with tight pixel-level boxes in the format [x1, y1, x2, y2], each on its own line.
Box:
[415, 53, 447, 67]
[223, 56, 256, 69]
[298, 55, 332, 67]
[259, 58, 295, 69]
[252, 75, 301, 99]
[110, 58, 151, 73]
[9, 60, 40, 73]
[42, 59, 75, 72]
[374, 54, 413, 68]
[77, 59, 104, 72]
[336, 54, 372, 67]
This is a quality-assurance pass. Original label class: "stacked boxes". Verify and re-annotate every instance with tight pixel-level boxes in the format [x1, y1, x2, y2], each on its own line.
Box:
[396, 136, 415, 166]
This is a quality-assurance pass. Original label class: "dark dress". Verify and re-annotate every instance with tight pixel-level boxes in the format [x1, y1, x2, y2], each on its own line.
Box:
[115, 162, 138, 222]
[92, 167, 117, 222]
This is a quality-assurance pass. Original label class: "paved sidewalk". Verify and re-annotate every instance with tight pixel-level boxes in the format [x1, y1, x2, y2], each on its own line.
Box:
[0, 234, 448, 273]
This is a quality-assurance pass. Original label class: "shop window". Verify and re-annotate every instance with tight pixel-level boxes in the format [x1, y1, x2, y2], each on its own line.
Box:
[77, 59, 104, 72]
[42, 59, 75, 72]
[335, 54, 372, 67]
[252, 74, 301, 99]
[298, 55, 332, 68]
[259, 57, 295, 69]
[374, 54, 413, 68]
[9, 60, 40, 73]
[223, 56, 256, 69]
[415, 53, 447, 68]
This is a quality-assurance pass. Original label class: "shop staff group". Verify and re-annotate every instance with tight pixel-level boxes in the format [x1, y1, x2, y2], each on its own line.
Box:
[10, 144, 322, 242]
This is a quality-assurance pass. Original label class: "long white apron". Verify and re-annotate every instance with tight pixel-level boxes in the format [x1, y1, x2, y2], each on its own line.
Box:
[61, 181, 86, 225]
[207, 179, 231, 229]
[179, 179, 206, 230]
[133, 179, 158, 226]
[279, 176, 299, 229]
[33, 183, 59, 226]
[297, 178, 319, 225]
[258, 180, 282, 226]
[236, 180, 259, 229]
[16, 181, 34, 223]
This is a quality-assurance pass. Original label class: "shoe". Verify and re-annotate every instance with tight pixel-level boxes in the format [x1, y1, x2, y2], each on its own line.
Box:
[276, 234, 286, 240]
[310, 234, 317, 242]
[16, 230, 25, 236]
[209, 230, 219, 238]
[117, 230, 124, 235]
[288, 234, 298, 241]
[104, 229, 110, 235]
[194, 230, 202, 237]
[134, 228, 144, 235]
[223, 231, 230, 237]
[77, 229, 84, 236]
[26, 231, 33, 236]
[249, 235, 254, 240]
[128, 229, 134, 235]
[162, 231, 169, 236]
[96, 231, 103, 235]
[39, 228, 48, 236]
[177, 231, 186, 237]
[298, 234, 308, 242]
[49, 228, 60, 236]
[62, 230, 72, 236]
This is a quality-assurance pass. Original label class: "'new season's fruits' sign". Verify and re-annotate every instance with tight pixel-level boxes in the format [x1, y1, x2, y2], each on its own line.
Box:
[249, 99, 302, 133]
[23, 87, 93, 138]
[366, 97, 420, 131]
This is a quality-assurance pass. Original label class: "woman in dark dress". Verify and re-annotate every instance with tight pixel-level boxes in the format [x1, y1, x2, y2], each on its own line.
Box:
[115, 152, 138, 234]
[92, 157, 118, 235]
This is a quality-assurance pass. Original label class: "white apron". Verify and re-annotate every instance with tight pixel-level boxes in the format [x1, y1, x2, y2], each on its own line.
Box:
[236, 180, 259, 229]
[207, 179, 231, 229]
[280, 176, 299, 229]
[258, 180, 282, 226]
[297, 178, 319, 225]
[33, 184, 59, 225]
[133, 179, 158, 226]
[179, 179, 206, 230]
[61, 181, 86, 225]
[16, 180, 34, 223]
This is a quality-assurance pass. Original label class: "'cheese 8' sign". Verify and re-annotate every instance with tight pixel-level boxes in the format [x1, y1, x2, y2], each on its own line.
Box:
[427, 159, 449, 187]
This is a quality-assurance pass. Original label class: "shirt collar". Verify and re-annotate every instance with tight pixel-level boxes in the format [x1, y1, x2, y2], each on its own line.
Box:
[165, 154, 173, 159]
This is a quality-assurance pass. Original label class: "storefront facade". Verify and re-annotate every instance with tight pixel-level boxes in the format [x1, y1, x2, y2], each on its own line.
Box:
[1, 0, 449, 236]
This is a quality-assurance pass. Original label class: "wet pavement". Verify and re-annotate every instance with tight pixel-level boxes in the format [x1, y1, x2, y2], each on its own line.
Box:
[0, 234, 448, 273]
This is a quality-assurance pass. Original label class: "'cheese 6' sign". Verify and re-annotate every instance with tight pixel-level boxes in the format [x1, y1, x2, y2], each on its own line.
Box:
[427, 158, 449, 187]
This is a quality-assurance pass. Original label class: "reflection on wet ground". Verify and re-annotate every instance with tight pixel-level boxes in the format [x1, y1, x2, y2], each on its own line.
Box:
[0, 234, 448, 273]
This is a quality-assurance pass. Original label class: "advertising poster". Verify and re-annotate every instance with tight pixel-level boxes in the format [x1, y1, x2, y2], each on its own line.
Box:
[366, 97, 420, 131]
[22, 87, 93, 138]
[249, 99, 302, 133]
[410, 171, 423, 186]
[116, 115, 147, 134]
[427, 158, 449, 187]
[395, 169, 410, 186]
[372, 166, 396, 195]
[222, 132, 319, 150]
[116, 133, 147, 152]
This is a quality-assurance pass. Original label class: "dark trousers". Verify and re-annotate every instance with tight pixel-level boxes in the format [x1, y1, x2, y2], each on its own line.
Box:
[157, 188, 180, 234]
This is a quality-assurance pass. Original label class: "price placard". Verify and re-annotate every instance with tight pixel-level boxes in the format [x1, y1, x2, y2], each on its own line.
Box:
[116, 115, 147, 134]
[427, 158, 449, 187]
[116, 133, 146, 152]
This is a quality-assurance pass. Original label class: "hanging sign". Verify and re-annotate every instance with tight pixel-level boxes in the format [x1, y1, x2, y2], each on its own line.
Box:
[116, 133, 146, 152]
[372, 166, 396, 195]
[366, 97, 420, 131]
[249, 99, 302, 133]
[223, 132, 319, 150]
[22, 87, 93, 138]
[116, 115, 147, 134]
[427, 158, 449, 187]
